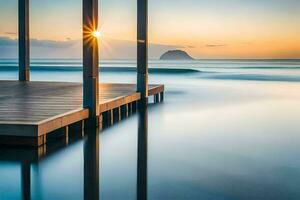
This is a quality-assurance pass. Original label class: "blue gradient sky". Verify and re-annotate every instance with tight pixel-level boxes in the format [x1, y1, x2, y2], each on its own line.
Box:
[0, 0, 299, 58]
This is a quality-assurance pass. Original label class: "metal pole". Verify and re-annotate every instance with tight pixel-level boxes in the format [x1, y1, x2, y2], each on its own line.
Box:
[137, 0, 148, 107]
[83, 0, 99, 126]
[18, 0, 30, 81]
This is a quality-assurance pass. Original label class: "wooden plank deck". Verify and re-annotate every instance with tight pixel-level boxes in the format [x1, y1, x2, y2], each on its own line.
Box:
[0, 81, 164, 146]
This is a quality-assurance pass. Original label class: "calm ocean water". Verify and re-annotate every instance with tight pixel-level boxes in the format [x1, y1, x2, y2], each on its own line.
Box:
[1, 59, 300, 200]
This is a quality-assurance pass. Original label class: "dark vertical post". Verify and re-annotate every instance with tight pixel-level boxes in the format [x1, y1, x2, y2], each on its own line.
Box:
[83, 0, 99, 126]
[137, 106, 148, 200]
[160, 92, 164, 102]
[21, 161, 31, 200]
[19, 0, 30, 81]
[137, 0, 148, 107]
[84, 128, 99, 200]
[121, 105, 127, 119]
[154, 94, 159, 103]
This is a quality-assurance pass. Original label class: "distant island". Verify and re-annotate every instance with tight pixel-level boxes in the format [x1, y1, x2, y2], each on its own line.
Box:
[160, 50, 194, 60]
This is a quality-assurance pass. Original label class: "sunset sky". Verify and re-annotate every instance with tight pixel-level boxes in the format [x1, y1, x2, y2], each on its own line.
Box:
[0, 0, 299, 59]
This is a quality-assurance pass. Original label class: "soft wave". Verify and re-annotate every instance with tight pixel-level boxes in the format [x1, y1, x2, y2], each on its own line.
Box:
[0, 66, 200, 74]
[203, 74, 300, 82]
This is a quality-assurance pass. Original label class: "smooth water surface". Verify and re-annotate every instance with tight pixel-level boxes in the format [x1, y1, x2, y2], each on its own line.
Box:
[1, 60, 300, 200]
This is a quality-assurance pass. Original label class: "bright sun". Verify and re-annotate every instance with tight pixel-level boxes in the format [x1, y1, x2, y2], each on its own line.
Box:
[92, 30, 101, 38]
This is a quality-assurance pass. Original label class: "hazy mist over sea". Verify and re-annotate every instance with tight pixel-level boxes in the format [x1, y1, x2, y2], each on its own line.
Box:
[1, 59, 300, 82]
[1, 59, 300, 199]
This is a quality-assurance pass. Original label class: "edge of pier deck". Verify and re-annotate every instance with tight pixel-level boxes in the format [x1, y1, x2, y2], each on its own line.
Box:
[0, 81, 164, 146]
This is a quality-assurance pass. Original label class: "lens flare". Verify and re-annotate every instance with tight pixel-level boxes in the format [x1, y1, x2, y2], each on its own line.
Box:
[92, 30, 101, 38]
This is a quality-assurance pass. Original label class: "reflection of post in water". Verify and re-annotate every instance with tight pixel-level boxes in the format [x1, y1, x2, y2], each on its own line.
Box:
[137, 105, 148, 200]
[84, 127, 100, 200]
[21, 161, 31, 200]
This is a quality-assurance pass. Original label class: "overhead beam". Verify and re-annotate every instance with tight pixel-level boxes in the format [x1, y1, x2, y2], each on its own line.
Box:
[137, 0, 149, 107]
[83, 0, 99, 124]
[18, 0, 30, 81]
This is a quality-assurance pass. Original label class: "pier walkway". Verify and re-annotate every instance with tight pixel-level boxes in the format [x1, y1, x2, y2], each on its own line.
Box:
[0, 81, 164, 146]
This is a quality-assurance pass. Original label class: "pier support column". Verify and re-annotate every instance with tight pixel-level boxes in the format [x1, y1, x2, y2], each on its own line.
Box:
[137, 106, 148, 200]
[102, 110, 113, 127]
[137, 0, 148, 108]
[19, 0, 30, 81]
[84, 128, 99, 200]
[128, 103, 133, 115]
[154, 94, 160, 103]
[64, 126, 69, 145]
[121, 105, 128, 119]
[113, 107, 121, 123]
[83, 0, 99, 127]
[132, 101, 137, 112]
[160, 92, 164, 102]
[21, 161, 31, 200]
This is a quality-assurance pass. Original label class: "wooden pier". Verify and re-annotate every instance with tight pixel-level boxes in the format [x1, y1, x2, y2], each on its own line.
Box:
[0, 81, 164, 146]
[0, 0, 163, 146]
